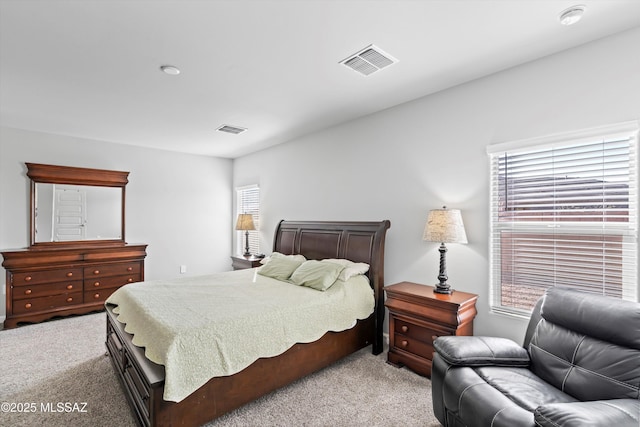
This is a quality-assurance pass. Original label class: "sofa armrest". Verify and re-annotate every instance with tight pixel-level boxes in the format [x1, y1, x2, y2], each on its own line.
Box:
[433, 336, 529, 367]
[534, 399, 640, 427]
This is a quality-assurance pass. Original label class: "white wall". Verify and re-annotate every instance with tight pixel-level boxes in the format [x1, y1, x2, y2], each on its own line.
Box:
[234, 27, 640, 343]
[0, 127, 233, 322]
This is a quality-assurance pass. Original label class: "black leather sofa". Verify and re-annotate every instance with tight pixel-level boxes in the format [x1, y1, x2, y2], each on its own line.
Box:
[431, 287, 640, 427]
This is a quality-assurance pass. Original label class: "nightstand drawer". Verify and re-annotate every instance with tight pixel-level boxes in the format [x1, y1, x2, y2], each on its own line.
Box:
[393, 318, 447, 345]
[393, 333, 435, 360]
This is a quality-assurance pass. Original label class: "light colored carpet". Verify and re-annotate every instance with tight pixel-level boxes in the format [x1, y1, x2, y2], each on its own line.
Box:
[0, 313, 441, 427]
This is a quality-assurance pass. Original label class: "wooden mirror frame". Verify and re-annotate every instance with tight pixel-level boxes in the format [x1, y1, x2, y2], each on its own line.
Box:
[26, 163, 129, 248]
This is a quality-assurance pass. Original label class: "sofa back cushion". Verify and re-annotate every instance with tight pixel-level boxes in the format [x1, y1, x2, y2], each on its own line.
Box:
[528, 287, 640, 401]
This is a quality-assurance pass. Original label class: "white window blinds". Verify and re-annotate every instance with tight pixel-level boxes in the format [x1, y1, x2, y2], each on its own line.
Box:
[236, 185, 260, 254]
[487, 122, 638, 317]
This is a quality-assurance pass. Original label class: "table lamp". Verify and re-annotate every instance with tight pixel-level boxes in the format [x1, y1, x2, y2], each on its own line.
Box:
[235, 213, 256, 257]
[423, 206, 467, 294]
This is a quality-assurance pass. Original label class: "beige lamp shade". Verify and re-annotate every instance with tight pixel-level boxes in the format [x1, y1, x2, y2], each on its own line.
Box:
[423, 207, 467, 244]
[235, 214, 256, 231]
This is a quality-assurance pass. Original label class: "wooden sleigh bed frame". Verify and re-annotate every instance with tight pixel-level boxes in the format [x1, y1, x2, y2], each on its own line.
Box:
[105, 219, 391, 427]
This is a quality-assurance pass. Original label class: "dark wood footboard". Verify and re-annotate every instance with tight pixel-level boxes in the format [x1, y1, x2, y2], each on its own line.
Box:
[106, 304, 374, 427]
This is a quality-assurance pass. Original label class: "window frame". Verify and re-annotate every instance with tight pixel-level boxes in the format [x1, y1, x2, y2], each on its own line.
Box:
[235, 184, 260, 256]
[487, 121, 638, 318]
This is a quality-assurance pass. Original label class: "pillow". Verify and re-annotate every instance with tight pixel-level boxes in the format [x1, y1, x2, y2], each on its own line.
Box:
[257, 255, 305, 281]
[260, 252, 306, 265]
[321, 258, 370, 281]
[290, 260, 345, 291]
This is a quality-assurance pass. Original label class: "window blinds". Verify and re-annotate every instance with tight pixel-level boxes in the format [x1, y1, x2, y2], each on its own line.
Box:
[237, 185, 260, 254]
[487, 122, 638, 317]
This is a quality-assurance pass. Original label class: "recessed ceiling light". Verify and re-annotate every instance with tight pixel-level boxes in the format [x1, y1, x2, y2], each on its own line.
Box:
[160, 65, 181, 75]
[559, 5, 586, 26]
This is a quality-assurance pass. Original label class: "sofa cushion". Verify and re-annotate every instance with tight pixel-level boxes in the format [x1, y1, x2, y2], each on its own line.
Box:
[534, 399, 640, 427]
[441, 364, 537, 427]
[530, 288, 640, 401]
[540, 287, 640, 350]
[475, 367, 577, 412]
[434, 336, 529, 367]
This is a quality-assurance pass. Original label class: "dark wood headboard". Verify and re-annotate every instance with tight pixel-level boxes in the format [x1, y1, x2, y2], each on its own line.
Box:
[272, 220, 391, 354]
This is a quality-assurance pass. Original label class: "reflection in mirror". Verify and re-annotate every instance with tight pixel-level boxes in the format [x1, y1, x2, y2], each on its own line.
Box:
[34, 183, 122, 242]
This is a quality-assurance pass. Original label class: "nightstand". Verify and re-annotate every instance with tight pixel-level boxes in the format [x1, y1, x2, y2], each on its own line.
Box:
[384, 281, 478, 377]
[230, 255, 263, 270]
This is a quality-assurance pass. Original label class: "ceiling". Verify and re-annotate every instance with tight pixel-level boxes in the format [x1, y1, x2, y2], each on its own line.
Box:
[1, 1, 639, 159]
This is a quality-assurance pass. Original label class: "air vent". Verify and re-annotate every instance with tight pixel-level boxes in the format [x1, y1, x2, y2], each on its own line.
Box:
[217, 125, 247, 135]
[340, 44, 398, 76]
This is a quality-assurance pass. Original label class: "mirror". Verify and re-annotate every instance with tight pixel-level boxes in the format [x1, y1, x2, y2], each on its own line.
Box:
[34, 183, 122, 242]
[27, 163, 128, 247]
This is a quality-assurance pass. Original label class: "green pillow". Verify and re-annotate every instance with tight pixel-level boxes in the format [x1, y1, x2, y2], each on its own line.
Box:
[257, 256, 304, 281]
[290, 260, 345, 291]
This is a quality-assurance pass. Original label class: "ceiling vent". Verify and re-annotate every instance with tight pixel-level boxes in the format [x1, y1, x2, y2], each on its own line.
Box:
[340, 44, 398, 76]
[216, 124, 247, 135]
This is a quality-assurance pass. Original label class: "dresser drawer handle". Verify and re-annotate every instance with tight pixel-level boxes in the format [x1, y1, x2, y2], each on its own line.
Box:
[94, 282, 101, 287]
[66, 272, 74, 277]
[93, 270, 100, 275]
[401, 325, 409, 333]
[401, 340, 409, 348]
[24, 276, 32, 282]
[93, 293, 100, 299]
[127, 278, 134, 283]
[127, 267, 133, 272]
[24, 289, 32, 295]
[25, 303, 32, 309]
[66, 297, 73, 303]
[67, 284, 74, 290]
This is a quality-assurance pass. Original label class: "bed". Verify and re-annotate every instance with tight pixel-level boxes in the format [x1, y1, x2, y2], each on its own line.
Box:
[105, 219, 390, 427]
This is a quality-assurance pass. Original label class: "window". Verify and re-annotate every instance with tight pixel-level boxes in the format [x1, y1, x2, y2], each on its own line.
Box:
[236, 185, 260, 255]
[487, 122, 638, 318]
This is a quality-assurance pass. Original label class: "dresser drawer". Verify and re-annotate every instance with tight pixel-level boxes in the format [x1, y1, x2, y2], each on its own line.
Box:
[393, 318, 449, 346]
[13, 292, 83, 314]
[106, 324, 125, 372]
[85, 274, 140, 290]
[11, 268, 83, 286]
[84, 287, 119, 304]
[84, 262, 141, 279]
[12, 280, 83, 300]
[123, 351, 151, 420]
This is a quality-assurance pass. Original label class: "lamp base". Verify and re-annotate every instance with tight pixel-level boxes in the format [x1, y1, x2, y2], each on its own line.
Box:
[434, 283, 453, 294]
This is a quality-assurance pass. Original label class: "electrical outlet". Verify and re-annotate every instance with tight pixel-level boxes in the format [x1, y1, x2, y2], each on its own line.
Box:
[180, 265, 187, 274]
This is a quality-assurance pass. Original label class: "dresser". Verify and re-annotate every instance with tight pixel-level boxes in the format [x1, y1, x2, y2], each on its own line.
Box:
[2, 244, 147, 329]
[385, 281, 478, 377]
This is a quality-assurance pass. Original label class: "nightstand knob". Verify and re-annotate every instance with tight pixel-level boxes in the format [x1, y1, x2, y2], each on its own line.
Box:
[93, 270, 100, 275]
[94, 282, 101, 287]
[127, 278, 134, 282]
[432, 335, 439, 342]
[127, 267, 133, 271]
[67, 284, 74, 290]
[24, 289, 32, 295]
[401, 325, 409, 333]
[66, 272, 74, 277]
[401, 340, 409, 348]
[66, 297, 73, 303]
[25, 303, 32, 309]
